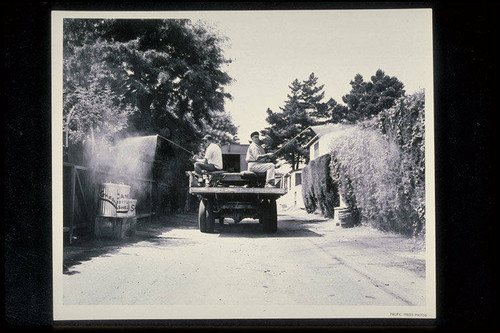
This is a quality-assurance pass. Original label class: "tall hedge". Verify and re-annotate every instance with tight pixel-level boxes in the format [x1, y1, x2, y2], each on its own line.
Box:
[301, 164, 316, 213]
[326, 90, 425, 236]
[328, 126, 402, 232]
[302, 154, 339, 218]
[378, 90, 426, 235]
[330, 155, 361, 225]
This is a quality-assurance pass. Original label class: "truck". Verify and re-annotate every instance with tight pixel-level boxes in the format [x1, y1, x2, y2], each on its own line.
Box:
[187, 143, 287, 233]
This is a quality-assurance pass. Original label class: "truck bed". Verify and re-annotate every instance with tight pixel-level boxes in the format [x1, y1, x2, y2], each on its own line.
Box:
[189, 186, 287, 195]
[187, 170, 288, 200]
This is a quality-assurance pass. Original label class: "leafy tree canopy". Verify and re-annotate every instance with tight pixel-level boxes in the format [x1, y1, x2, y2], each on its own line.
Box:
[63, 18, 235, 154]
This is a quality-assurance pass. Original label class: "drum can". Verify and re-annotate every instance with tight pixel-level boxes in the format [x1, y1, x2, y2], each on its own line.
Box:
[97, 183, 131, 217]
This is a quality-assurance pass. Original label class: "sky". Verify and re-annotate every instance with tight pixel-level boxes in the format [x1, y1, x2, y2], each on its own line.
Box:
[186, 9, 433, 141]
[54, 9, 433, 143]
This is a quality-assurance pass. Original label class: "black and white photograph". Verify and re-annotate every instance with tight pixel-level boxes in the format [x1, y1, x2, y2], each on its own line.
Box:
[51, 9, 435, 321]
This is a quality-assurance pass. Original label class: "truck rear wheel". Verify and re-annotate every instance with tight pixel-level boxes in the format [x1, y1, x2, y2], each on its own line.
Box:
[198, 200, 207, 232]
[262, 199, 278, 233]
[198, 199, 215, 233]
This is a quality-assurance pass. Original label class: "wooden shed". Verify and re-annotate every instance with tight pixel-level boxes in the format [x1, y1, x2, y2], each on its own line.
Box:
[220, 143, 250, 172]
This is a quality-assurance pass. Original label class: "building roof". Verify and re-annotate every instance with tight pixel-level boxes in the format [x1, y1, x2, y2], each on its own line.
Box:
[311, 124, 342, 137]
[305, 135, 319, 148]
[306, 123, 355, 147]
[305, 124, 339, 147]
[220, 143, 249, 154]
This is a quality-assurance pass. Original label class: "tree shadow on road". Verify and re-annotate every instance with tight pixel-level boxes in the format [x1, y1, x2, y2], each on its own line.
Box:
[63, 214, 191, 274]
[62, 212, 328, 272]
[216, 218, 326, 238]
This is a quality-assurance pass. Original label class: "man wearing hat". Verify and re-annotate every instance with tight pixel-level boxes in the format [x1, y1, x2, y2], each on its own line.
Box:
[246, 131, 276, 188]
[194, 134, 223, 182]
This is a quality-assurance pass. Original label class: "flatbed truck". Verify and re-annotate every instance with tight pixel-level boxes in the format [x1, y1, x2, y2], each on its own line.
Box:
[188, 171, 287, 233]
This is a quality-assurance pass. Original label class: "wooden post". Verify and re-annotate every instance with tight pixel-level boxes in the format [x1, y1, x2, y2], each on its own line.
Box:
[75, 169, 91, 221]
[69, 165, 76, 244]
[184, 189, 191, 212]
[149, 181, 153, 223]
[185, 171, 194, 212]
[91, 168, 97, 235]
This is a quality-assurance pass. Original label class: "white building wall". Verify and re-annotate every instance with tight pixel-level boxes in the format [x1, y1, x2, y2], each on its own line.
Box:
[277, 170, 305, 210]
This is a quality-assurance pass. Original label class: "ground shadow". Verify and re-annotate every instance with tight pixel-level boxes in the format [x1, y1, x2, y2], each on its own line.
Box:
[216, 217, 324, 238]
[63, 212, 326, 272]
[63, 215, 181, 274]
[63, 240, 124, 274]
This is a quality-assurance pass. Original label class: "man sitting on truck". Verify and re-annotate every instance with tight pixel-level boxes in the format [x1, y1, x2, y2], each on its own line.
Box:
[193, 134, 223, 183]
[246, 131, 276, 188]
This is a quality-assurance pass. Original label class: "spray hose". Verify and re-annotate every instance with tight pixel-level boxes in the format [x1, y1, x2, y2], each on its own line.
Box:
[254, 126, 312, 163]
[158, 127, 312, 160]
[271, 126, 312, 156]
[156, 134, 195, 156]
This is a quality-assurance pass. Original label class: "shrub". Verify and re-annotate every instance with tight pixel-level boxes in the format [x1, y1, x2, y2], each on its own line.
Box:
[326, 90, 425, 236]
[301, 165, 317, 213]
[302, 154, 339, 218]
[327, 125, 402, 232]
[378, 90, 426, 236]
[330, 155, 361, 225]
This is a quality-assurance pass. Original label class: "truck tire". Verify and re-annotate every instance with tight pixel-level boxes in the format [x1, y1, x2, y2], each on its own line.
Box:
[260, 199, 268, 227]
[262, 199, 278, 233]
[269, 198, 278, 233]
[198, 199, 208, 232]
[205, 199, 215, 233]
[198, 199, 215, 233]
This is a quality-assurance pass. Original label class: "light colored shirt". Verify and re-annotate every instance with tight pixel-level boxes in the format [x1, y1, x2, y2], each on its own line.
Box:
[204, 143, 223, 170]
[246, 142, 265, 163]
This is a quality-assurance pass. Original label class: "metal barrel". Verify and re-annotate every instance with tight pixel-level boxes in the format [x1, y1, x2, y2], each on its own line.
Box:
[116, 184, 131, 217]
[335, 207, 354, 228]
[98, 183, 131, 217]
[116, 183, 131, 199]
[116, 198, 129, 218]
[127, 199, 137, 217]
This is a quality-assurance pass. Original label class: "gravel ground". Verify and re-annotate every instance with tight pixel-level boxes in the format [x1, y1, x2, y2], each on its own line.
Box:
[60, 207, 431, 320]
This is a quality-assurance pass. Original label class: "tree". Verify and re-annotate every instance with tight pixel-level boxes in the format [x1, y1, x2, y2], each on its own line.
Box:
[63, 18, 235, 153]
[63, 39, 138, 146]
[63, 18, 237, 214]
[300, 73, 328, 119]
[262, 73, 329, 169]
[341, 69, 405, 122]
[342, 73, 366, 122]
[328, 98, 349, 124]
[204, 111, 238, 146]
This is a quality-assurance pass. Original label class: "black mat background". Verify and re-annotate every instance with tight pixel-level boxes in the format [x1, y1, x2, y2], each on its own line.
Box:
[3, 1, 498, 331]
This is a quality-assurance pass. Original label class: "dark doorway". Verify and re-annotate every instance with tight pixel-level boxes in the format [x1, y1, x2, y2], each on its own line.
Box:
[223, 154, 241, 172]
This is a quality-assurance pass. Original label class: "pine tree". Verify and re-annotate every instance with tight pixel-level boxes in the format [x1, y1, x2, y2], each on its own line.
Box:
[328, 98, 348, 124]
[262, 73, 328, 169]
[342, 73, 366, 122]
[341, 69, 405, 122]
[301, 73, 328, 119]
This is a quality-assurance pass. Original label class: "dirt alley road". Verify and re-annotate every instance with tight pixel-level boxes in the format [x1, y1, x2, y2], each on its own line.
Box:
[63, 208, 427, 310]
